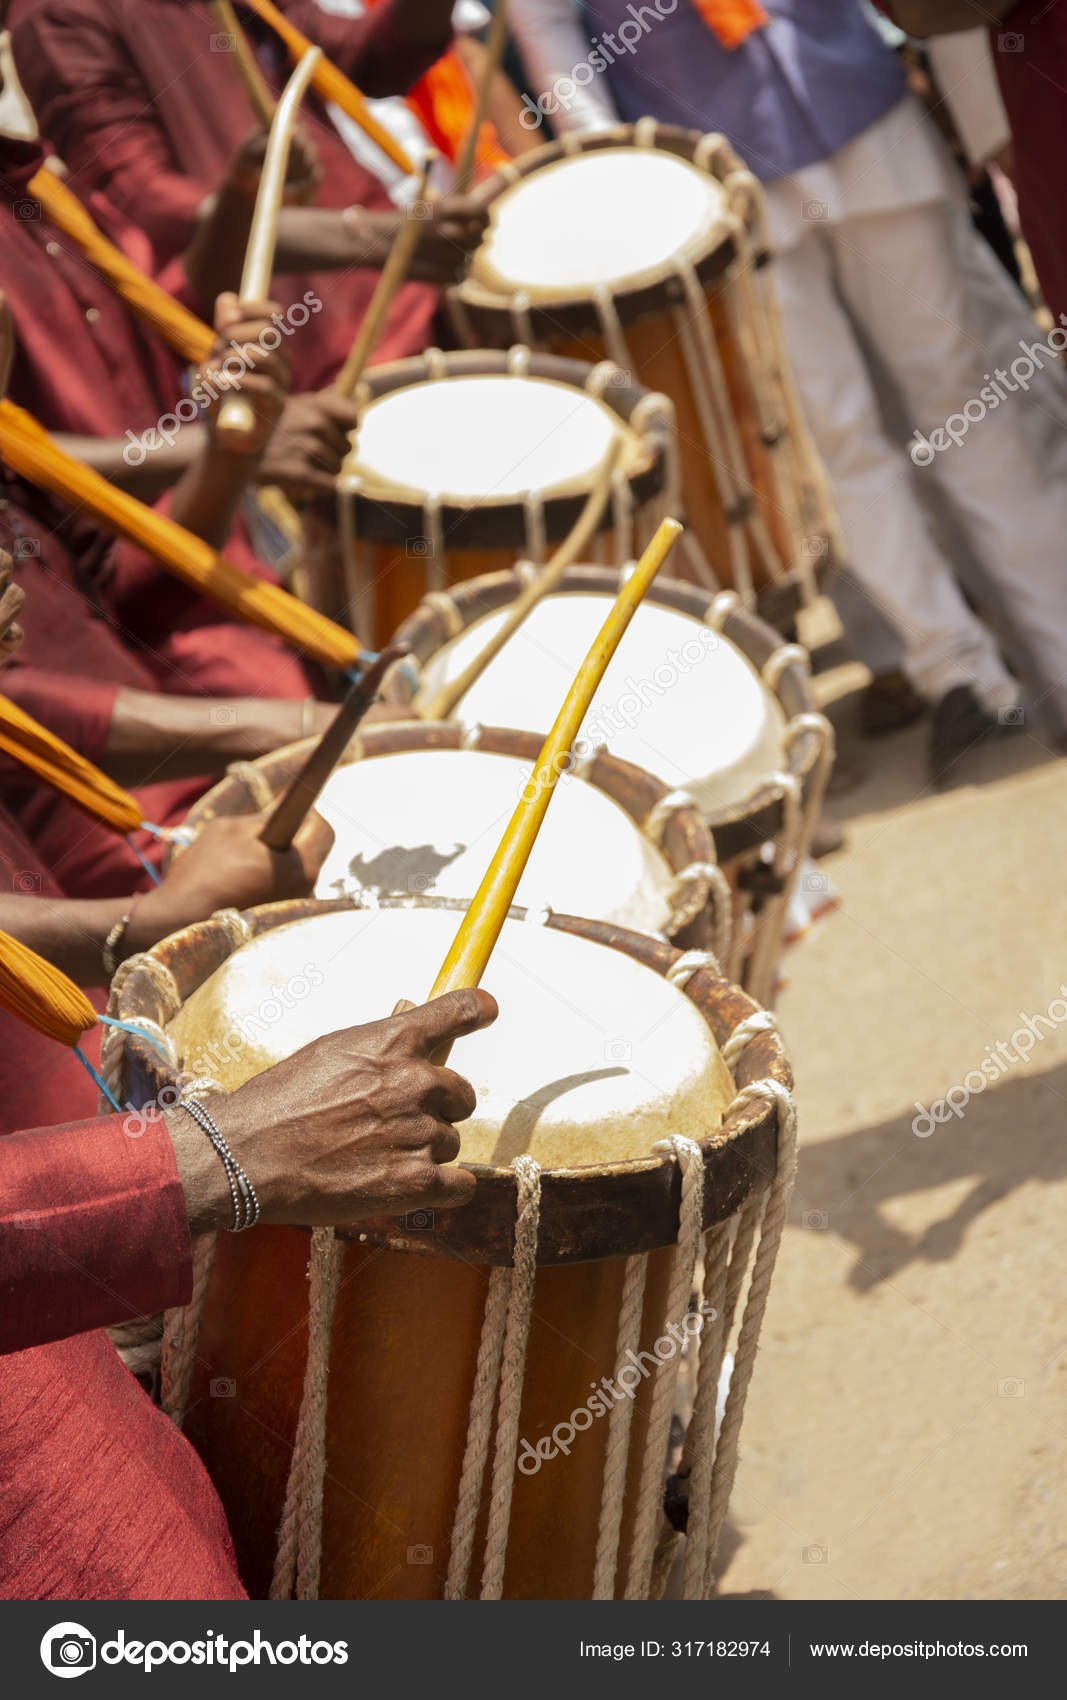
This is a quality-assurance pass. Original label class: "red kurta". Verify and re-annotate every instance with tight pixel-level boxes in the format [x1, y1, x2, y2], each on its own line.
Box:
[990, 4, 1067, 327]
[11, 0, 445, 388]
[0, 808, 244, 1600]
[0, 136, 186, 440]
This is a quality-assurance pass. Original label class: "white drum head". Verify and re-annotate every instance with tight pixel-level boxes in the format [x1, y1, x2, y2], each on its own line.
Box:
[417, 593, 786, 819]
[167, 908, 735, 1170]
[473, 148, 728, 298]
[341, 375, 639, 502]
[314, 748, 675, 936]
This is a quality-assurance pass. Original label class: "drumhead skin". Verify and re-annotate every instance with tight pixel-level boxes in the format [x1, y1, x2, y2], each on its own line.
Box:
[341, 374, 642, 503]
[418, 593, 787, 816]
[167, 908, 735, 1171]
[313, 748, 675, 935]
[473, 148, 728, 298]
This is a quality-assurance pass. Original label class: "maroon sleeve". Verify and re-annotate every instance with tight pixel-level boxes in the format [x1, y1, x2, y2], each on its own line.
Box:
[0, 1110, 193, 1354]
[10, 0, 205, 252]
[1, 666, 120, 768]
[278, 0, 456, 96]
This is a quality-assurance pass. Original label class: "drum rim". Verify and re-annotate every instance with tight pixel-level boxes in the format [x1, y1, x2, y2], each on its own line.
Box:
[176, 720, 717, 951]
[114, 895, 787, 1267]
[336, 347, 669, 547]
[450, 123, 757, 338]
[390, 565, 822, 861]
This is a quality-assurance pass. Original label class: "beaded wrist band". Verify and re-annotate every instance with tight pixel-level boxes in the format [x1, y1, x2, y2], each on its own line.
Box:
[178, 1097, 261, 1232]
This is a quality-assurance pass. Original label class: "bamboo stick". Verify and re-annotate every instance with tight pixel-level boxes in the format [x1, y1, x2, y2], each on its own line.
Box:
[0, 398, 362, 672]
[332, 157, 434, 399]
[218, 46, 322, 437]
[28, 168, 214, 364]
[211, 0, 276, 128]
[242, 0, 416, 176]
[453, 0, 509, 195]
[422, 517, 683, 1055]
[414, 435, 625, 720]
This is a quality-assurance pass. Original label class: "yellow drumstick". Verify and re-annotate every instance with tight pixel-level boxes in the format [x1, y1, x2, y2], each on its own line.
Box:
[418, 518, 683, 1055]
[211, 0, 276, 129]
[414, 435, 625, 721]
[217, 46, 322, 439]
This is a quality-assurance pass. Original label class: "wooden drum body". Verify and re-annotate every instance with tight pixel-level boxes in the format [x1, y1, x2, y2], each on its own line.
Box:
[332, 346, 673, 647]
[448, 124, 842, 624]
[110, 898, 793, 1601]
[391, 567, 834, 1004]
[180, 721, 724, 949]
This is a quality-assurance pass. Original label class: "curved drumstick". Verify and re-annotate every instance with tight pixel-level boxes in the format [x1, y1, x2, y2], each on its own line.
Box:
[396, 518, 683, 1054]
[258, 645, 409, 852]
[413, 435, 626, 722]
[216, 46, 322, 439]
[332, 156, 434, 400]
[211, 0, 276, 129]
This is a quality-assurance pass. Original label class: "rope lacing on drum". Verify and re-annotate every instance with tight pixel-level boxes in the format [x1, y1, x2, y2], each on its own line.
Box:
[645, 787, 698, 845]
[611, 971, 797, 1600]
[666, 862, 733, 961]
[227, 759, 276, 813]
[422, 587, 464, 639]
[761, 641, 810, 694]
[705, 589, 741, 633]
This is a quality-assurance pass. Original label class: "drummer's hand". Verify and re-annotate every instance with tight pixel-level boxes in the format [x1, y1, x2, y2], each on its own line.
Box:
[124, 812, 333, 956]
[227, 125, 322, 205]
[356, 197, 488, 285]
[171, 989, 498, 1231]
[200, 293, 292, 457]
[256, 391, 359, 501]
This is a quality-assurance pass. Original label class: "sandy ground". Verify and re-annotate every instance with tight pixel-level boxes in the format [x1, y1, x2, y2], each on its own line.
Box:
[715, 654, 1067, 1601]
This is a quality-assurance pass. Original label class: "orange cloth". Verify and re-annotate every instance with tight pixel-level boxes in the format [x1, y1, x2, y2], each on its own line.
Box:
[362, 0, 509, 177]
[690, 0, 768, 50]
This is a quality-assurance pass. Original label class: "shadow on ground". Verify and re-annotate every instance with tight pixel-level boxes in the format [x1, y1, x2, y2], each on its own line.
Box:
[789, 1057, 1067, 1292]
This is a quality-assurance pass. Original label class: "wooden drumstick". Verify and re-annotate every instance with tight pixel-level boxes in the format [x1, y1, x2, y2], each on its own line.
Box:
[258, 645, 409, 852]
[395, 518, 683, 1058]
[453, 0, 510, 195]
[211, 0, 276, 129]
[332, 157, 435, 400]
[413, 434, 626, 721]
[216, 45, 322, 440]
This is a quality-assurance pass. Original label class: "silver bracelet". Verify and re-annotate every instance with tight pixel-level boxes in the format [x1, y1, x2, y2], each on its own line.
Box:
[102, 913, 134, 981]
[178, 1097, 260, 1233]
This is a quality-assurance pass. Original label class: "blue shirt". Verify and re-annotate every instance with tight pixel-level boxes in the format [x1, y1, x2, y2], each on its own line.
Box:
[577, 0, 907, 182]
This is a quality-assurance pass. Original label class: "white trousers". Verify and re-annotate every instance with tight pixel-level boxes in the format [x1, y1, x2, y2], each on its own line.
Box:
[771, 194, 1067, 731]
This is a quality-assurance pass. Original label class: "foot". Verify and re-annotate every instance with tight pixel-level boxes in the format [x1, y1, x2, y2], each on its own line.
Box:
[929, 684, 997, 786]
[861, 669, 926, 736]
